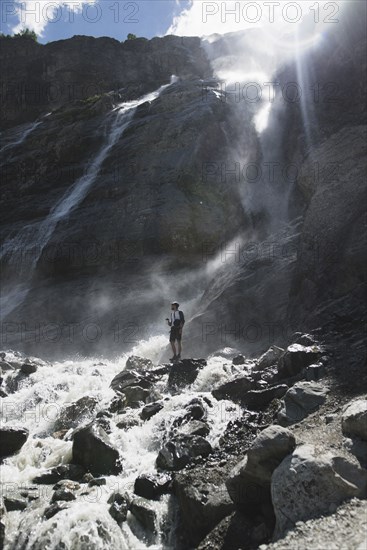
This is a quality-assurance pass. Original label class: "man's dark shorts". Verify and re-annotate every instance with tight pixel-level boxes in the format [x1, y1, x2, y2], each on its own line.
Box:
[170, 326, 182, 342]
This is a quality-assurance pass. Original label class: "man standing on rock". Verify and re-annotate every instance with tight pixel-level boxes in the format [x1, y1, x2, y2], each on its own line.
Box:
[166, 301, 185, 362]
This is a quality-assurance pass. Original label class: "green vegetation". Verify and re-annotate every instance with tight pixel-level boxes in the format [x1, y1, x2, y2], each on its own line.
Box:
[0, 27, 38, 42]
[127, 33, 137, 40]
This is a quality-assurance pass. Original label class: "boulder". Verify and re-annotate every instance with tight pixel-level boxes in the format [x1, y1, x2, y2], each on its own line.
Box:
[130, 496, 157, 533]
[44, 501, 70, 520]
[178, 420, 210, 437]
[232, 355, 245, 365]
[20, 362, 38, 375]
[51, 488, 77, 503]
[226, 426, 296, 516]
[279, 344, 323, 378]
[244, 385, 288, 411]
[140, 401, 163, 421]
[116, 413, 141, 430]
[212, 376, 255, 402]
[173, 462, 235, 547]
[33, 464, 85, 484]
[156, 434, 212, 471]
[168, 359, 206, 388]
[278, 382, 329, 426]
[271, 444, 367, 539]
[107, 492, 129, 525]
[122, 385, 150, 406]
[255, 346, 284, 371]
[134, 473, 172, 499]
[110, 370, 153, 395]
[305, 362, 326, 381]
[4, 496, 27, 511]
[0, 427, 29, 460]
[72, 422, 122, 475]
[125, 356, 154, 371]
[342, 398, 367, 441]
[54, 396, 99, 431]
[108, 396, 126, 414]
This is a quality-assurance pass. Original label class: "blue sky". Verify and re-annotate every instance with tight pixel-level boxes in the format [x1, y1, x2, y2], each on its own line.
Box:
[1, 1, 191, 43]
[1, 1, 347, 44]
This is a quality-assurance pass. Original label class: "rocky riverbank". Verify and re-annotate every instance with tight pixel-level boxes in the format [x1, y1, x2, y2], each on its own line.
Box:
[1, 332, 366, 549]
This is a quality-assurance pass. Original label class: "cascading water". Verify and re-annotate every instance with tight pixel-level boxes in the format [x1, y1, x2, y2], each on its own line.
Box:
[0, 77, 177, 321]
[0, 338, 242, 549]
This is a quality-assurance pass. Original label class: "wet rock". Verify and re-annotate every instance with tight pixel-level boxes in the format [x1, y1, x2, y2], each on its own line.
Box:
[20, 362, 38, 375]
[156, 434, 212, 471]
[54, 395, 99, 431]
[244, 385, 288, 411]
[44, 501, 70, 520]
[51, 488, 76, 502]
[342, 398, 367, 441]
[168, 358, 206, 388]
[305, 362, 326, 381]
[178, 420, 210, 437]
[212, 375, 255, 402]
[232, 355, 245, 365]
[4, 496, 27, 511]
[226, 426, 296, 517]
[279, 344, 323, 378]
[140, 401, 163, 421]
[134, 473, 172, 499]
[33, 464, 86, 484]
[125, 356, 154, 371]
[130, 497, 157, 533]
[72, 422, 122, 475]
[108, 492, 129, 525]
[88, 477, 106, 487]
[255, 346, 284, 371]
[0, 389, 8, 398]
[278, 382, 329, 426]
[108, 396, 126, 414]
[272, 444, 367, 538]
[123, 385, 150, 406]
[0, 427, 29, 460]
[173, 461, 236, 547]
[0, 361, 14, 371]
[95, 415, 112, 434]
[110, 370, 153, 395]
[116, 413, 141, 430]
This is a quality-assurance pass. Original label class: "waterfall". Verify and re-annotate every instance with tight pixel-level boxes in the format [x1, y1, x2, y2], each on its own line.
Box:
[0, 340, 240, 549]
[0, 121, 42, 155]
[0, 77, 177, 321]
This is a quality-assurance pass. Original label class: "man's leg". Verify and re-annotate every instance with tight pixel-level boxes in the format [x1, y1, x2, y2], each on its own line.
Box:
[170, 341, 177, 356]
[177, 339, 182, 356]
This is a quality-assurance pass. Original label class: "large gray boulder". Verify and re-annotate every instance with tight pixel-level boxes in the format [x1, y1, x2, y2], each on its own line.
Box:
[156, 434, 212, 471]
[342, 398, 367, 441]
[168, 359, 206, 388]
[278, 382, 329, 425]
[125, 356, 154, 371]
[279, 344, 323, 378]
[72, 422, 122, 475]
[255, 346, 284, 371]
[271, 444, 367, 539]
[212, 375, 255, 402]
[226, 426, 296, 516]
[54, 396, 99, 431]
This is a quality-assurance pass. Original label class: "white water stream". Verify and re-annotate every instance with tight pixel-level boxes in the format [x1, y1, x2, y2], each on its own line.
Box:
[0, 337, 241, 549]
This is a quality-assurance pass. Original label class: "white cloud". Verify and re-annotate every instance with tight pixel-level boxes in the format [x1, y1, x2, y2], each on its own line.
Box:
[11, 0, 98, 37]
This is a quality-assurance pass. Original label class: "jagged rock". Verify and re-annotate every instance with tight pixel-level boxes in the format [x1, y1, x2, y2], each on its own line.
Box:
[173, 462, 236, 547]
[305, 362, 326, 381]
[130, 497, 157, 534]
[4, 496, 27, 511]
[226, 426, 296, 517]
[168, 359, 206, 388]
[278, 382, 329, 426]
[116, 413, 141, 430]
[279, 344, 323, 378]
[88, 477, 106, 487]
[244, 385, 288, 410]
[51, 488, 76, 503]
[342, 398, 367, 441]
[292, 333, 319, 346]
[178, 420, 210, 437]
[44, 501, 70, 520]
[0, 427, 29, 460]
[20, 362, 38, 375]
[272, 444, 367, 539]
[255, 346, 285, 371]
[108, 396, 126, 414]
[122, 385, 150, 406]
[110, 370, 153, 395]
[140, 401, 163, 421]
[125, 356, 154, 371]
[54, 396, 99, 431]
[212, 376, 255, 402]
[171, 399, 207, 432]
[134, 473, 172, 499]
[33, 464, 86, 484]
[107, 492, 129, 525]
[156, 434, 212, 471]
[232, 355, 245, 365]
[72, 423, 122, 475]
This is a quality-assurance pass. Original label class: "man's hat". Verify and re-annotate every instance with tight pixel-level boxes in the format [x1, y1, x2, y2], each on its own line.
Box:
[171, 301, 179, 306]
